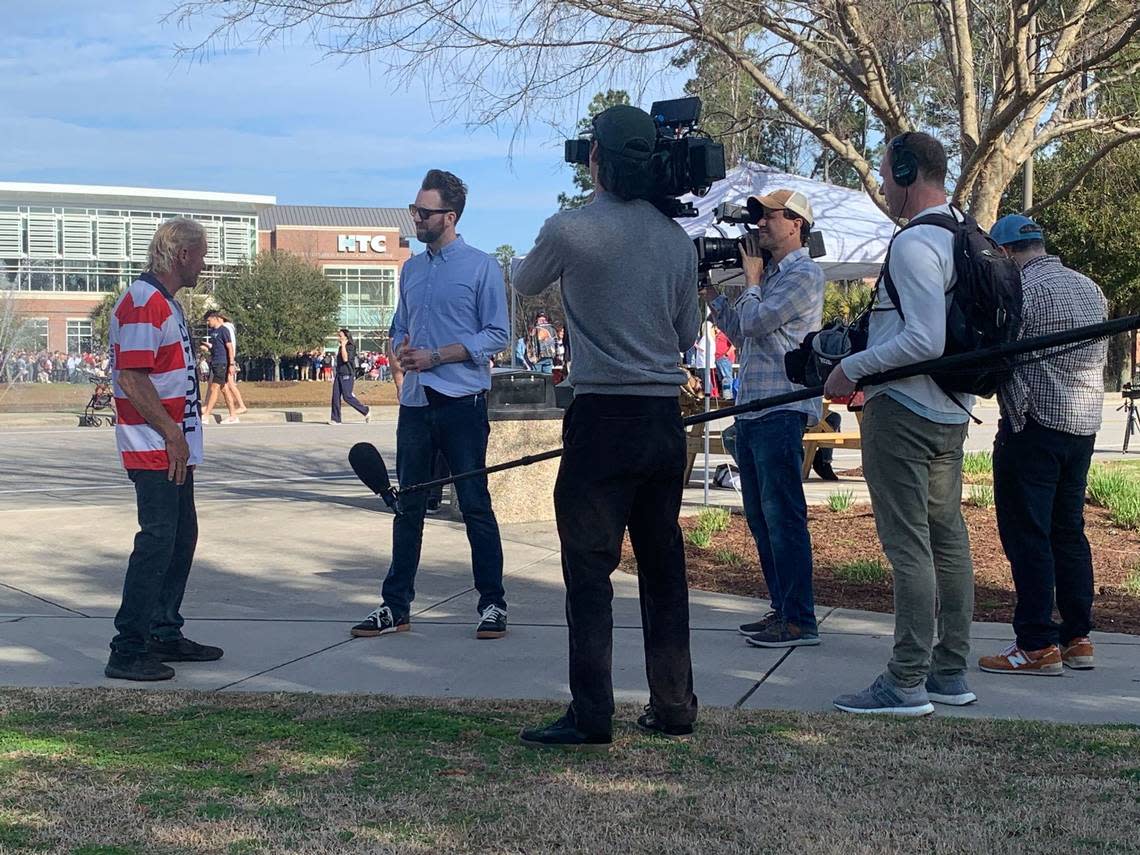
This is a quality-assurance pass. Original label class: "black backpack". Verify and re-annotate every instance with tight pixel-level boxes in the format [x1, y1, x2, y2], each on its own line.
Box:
[879, 206, 1023, 398]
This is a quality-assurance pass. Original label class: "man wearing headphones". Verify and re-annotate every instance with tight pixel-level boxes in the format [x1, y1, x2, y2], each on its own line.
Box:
[825, 133, 976, 716]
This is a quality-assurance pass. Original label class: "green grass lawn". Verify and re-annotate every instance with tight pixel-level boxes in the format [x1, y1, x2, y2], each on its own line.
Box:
[1102, 459, 1140, 476]
[1, 690, 1137, 854]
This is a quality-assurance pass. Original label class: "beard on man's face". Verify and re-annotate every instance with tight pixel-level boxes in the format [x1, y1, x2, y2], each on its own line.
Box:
[416, 225, 442, 245]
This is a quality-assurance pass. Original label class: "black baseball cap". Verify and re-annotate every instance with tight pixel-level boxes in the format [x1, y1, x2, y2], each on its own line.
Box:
[592, 105, 656, 161]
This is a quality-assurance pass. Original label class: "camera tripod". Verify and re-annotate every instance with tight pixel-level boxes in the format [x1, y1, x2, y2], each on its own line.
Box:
[1120, 391, 1140, 452]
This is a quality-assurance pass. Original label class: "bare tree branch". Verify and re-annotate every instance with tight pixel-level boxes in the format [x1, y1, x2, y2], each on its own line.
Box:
[1026, 131, 1140, 216]
[168, 0, 1140, 225]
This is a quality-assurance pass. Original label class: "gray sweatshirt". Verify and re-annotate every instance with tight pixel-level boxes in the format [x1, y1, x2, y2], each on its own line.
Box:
[512, 191, 700, 397]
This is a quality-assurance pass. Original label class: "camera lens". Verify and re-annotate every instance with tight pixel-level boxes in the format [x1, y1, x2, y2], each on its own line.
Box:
[694, 236, 742, 269]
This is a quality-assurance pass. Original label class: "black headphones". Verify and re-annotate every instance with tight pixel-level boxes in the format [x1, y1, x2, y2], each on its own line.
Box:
[890, 133, 919, 187]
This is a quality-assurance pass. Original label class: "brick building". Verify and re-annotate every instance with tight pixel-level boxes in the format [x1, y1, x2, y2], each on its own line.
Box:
[257, 205, 414, 351]
[0, 182, 415, 356]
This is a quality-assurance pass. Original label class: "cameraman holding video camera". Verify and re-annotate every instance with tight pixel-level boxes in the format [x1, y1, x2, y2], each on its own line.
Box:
[513, 104, 701, 749]
[700, 191, 825, 649]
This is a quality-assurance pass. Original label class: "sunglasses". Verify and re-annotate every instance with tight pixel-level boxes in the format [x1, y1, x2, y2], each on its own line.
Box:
[408, 204, 454, 220]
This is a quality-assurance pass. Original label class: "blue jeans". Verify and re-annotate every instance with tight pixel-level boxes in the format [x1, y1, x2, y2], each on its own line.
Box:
[382, 390, 505, 618]
[715, 357, 734, 396]
[734, 412, 817, 633]
[535, 358, 554, 375]
[111, 469, 198, 655]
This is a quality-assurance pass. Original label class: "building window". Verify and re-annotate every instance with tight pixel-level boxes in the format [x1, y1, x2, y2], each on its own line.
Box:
[67, 319, 94, 355]
[324, 265, 398, 352]
[0, 206, 255, 293]
[23, 318, 49, 351]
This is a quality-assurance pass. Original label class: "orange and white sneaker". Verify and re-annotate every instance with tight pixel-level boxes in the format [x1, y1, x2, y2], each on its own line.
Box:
[1061, 637, 1095, 670]
[978, 643, 1063, 676]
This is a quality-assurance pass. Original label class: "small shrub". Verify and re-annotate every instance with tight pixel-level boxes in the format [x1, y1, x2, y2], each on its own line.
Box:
[1123, 564, 1140, 598]
[1086, 465, 1132, 508]
[962, 451, 993, 476]
[713, 548, 748, 570]
[696, 507, 731, 534]
[1087, 465, 1140, 529]
[686, 527, 712, 549]
[826, 490, 855, 512]
[1111, 496, 1140, 530]
[966, 485, 995, 509]
[833, 559, 890, 584]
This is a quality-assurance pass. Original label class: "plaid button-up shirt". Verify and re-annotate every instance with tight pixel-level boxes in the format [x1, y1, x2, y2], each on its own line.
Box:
[710, 247, 825, 423]
[999, 254, 1107, 435]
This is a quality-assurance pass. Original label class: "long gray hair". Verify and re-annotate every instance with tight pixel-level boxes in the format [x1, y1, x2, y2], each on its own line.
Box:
[148, 218, 207, 275]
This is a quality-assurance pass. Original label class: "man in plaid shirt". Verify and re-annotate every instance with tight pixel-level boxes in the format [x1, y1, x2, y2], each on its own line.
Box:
[978, 215, 1108, 677]
[702, 189, 825, 649]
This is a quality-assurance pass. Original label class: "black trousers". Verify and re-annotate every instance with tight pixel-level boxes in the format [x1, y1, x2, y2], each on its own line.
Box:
[994, 418, 1095, 650]
[111, 469, 198, 655]
[554, 394, 697, 735]
[815, 410, 842, 465]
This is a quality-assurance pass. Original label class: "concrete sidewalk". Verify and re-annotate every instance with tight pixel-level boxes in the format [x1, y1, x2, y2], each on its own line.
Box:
[3, 508, 1137, 724]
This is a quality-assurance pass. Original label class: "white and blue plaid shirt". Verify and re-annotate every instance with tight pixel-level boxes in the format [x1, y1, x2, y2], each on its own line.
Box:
[710, 247, 825, 424]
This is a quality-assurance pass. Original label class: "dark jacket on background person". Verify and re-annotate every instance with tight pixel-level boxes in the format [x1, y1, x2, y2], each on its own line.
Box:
[336, 342, 357, 377]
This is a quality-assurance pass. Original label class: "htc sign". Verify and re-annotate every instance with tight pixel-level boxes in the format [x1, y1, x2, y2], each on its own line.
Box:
[337, 234, 388, 253]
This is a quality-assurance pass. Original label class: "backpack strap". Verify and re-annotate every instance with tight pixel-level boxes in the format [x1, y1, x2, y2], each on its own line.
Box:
[879, 208, 967, 322]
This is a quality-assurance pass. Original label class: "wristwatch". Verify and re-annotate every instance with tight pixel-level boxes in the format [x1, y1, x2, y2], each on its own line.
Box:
[430, 349, 441, 367]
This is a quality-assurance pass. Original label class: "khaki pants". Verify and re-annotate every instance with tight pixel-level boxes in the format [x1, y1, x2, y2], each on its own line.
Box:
[862, 394, 974, 687]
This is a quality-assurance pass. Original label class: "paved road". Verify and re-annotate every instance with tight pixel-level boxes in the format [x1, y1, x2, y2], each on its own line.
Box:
[1, 413, 1137, 723]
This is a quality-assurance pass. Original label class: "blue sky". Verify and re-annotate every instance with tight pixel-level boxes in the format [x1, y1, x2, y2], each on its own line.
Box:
[1, 1, 688, 254]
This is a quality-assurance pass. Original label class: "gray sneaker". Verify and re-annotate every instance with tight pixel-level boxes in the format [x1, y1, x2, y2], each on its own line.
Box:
[925, 672, 978, 706]
[833, 674, 935, 717]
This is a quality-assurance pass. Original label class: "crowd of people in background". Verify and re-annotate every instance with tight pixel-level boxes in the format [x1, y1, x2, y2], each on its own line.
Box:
[277, 348, 391, 382]
[1, 349, 111, 384]
[3, 333, 563, 389]
[514, 312, 567, 375]
[685, 320, 737, 401]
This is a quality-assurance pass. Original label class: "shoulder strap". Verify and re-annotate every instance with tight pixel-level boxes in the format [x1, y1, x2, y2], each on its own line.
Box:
[879, 208, 967, 321]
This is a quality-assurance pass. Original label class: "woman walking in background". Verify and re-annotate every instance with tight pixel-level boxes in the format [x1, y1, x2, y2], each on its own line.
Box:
[330, 329, 372, 424]
[220, 314, 248, 415]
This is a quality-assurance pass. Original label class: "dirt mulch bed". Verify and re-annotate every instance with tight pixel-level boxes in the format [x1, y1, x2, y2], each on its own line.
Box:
[620, 502, 1140, 635]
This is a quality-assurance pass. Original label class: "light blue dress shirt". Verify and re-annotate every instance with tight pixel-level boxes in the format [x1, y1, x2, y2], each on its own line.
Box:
[389, 235, 509, 406]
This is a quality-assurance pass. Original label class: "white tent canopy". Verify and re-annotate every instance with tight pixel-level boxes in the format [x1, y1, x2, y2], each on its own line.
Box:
[679, 161, 896, 280]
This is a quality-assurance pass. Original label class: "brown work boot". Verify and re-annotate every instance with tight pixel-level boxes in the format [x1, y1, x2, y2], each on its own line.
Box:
[1061, 637, 1095, 670]
[978, 643, 1063, 676]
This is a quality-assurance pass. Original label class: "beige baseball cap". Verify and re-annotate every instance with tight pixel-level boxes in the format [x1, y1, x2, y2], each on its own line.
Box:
[747, 188, 814, 226]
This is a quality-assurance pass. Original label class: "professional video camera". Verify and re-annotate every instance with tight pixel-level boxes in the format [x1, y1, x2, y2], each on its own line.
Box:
[695, 201, 827, 275]
[564, 96, 726, 219]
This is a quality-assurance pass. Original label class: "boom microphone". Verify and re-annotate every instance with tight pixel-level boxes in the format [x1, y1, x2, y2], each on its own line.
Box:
[395, 313, 1140, 493]
[348, 442, 401, 514]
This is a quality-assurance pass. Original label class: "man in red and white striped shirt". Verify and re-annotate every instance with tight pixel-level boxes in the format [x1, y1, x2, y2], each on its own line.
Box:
[105, 217, 223, 681]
